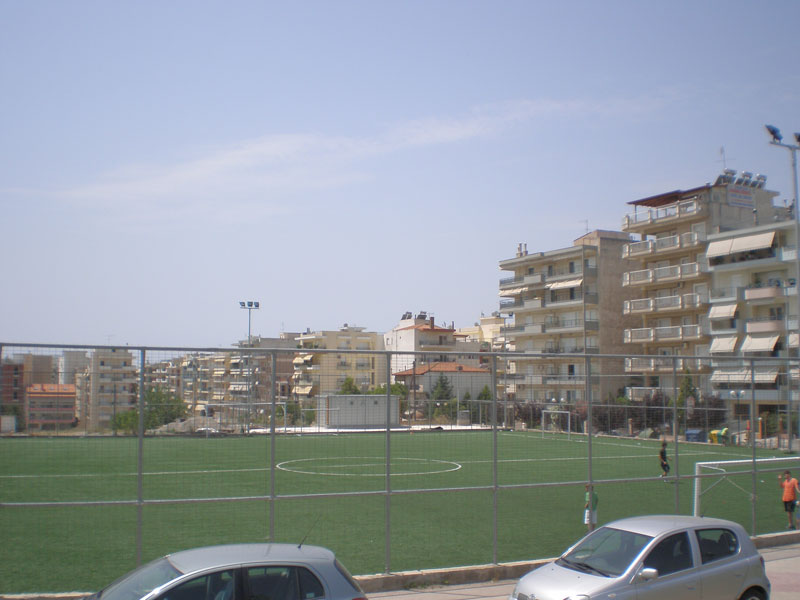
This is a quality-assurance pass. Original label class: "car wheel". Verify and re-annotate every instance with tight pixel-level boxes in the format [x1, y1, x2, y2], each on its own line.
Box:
[738, 588, 765, 600]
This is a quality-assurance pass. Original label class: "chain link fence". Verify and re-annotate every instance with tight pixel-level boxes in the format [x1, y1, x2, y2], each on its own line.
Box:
[1, 342, 799, 594]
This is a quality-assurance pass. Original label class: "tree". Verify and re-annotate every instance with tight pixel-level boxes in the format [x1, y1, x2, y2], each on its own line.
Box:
[111, 386, 187, 434]
[339, 377, 362, 395]
[368, 382, 409, 399]
[431, 374, 454, 401]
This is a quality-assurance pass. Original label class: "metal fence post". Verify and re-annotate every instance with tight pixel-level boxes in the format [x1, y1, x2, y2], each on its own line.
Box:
[585, 354, 593, 487]
[137, 348, 145, 566]
[269, 351, 276, 542]
[491, 354, 498, 565]
[385, 352, 392, 574]
[750, 359, 757, 535]
[672, 358, 679, 513]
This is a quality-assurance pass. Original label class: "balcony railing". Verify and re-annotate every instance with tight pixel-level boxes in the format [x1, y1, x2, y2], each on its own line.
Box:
[623, 261, 706, 287]
[622, 199, 703, 230]
[624, 323, 706, 343]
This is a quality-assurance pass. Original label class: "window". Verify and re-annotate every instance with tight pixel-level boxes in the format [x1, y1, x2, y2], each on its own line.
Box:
[159, 569, 235, 600]
[696, 528, 738, 564]
[245, 566, 324, 600]
[643, 532, 693, 576]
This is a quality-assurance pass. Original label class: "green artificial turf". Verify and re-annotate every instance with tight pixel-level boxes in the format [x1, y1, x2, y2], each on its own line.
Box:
[0, 431, 794, 594]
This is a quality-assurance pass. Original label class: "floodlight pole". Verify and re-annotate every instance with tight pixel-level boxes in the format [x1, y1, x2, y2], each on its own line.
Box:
[766, 126, 800, 453]
[239, 300, 260, 433]
[240, 300, 260, 346]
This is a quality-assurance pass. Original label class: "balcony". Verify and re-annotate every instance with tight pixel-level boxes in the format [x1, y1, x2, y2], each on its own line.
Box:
[622, 199, 706, 232]
[524, 297, 545, 310]
[622, 261, 707, 287]
[546, 318, 598, 334]
[744, 281, 796, 302]
[745, 317, 785, 334]
[624, 323, 708, 344]
[653, 295, 682, 311]
[626, 386, 660, 401]
[621, 231, 706, 260]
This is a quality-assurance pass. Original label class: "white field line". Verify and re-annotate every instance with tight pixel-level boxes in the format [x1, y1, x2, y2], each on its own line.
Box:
[1, 451, 737, 479]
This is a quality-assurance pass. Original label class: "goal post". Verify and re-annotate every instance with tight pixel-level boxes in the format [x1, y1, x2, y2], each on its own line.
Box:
[693, 456, 800, 516]
[541, 410, 572, 440]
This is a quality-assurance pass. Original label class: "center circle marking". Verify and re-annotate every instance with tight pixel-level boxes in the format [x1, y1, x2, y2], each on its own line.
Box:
[276, 456, 462, 477]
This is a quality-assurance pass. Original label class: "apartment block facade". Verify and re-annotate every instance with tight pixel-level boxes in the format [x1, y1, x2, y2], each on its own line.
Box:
[81, 348, 138, 431]
[498, 230, 637, 404]
[705, 218, 799, 419]
[294, 325, 386, 398]
[621, 170, 782, 400]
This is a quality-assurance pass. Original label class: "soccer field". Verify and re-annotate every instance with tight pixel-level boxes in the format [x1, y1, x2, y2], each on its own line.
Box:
[0, 430, 792, 594]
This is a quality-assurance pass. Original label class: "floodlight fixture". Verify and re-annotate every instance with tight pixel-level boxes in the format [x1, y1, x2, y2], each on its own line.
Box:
[795, 133, 800, 145]
[239, 300, 260, 346]
[765, 124, 782, 142]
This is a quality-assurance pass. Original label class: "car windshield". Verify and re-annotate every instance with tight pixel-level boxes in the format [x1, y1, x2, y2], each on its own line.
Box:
[558, 527, 652, 578]
[96, 557, 182, 600]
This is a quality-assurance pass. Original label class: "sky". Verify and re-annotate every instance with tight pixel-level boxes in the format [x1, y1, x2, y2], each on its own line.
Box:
[2, 1, 799, 348]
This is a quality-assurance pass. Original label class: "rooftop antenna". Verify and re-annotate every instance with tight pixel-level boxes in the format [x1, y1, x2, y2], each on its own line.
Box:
[579, 219, 589, 234]
[718, 146, 735, 170]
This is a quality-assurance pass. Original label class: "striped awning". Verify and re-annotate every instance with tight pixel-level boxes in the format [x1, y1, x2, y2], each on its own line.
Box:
[545, 278, 583, 290]
[740, 334, 779, 353]
[706, 239, 734, 258]
[499, 286, 528, 297]
[730, 231, 774, 253]
[708, 304, 737, 319]
[709, 336, 737, 353]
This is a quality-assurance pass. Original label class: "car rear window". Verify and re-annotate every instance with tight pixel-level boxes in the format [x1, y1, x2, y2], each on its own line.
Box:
[695, 528, 738, 564]
[334, 559, 364, 593]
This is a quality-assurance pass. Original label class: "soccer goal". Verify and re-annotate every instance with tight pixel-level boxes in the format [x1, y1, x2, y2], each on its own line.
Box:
[541, 409, 572, 440]
[693, 456, 800, 516]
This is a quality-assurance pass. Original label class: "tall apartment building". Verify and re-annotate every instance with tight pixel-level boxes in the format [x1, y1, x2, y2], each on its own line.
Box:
[705, 218, 799, 422]
[498, 230, 636, 404]
[83, 348, 138, 431]
[294, 325, 386, 398]
[620, 170, 782, 400]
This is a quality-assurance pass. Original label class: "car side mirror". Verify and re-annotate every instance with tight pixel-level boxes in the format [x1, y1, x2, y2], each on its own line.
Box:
[637, 567, 658, 582]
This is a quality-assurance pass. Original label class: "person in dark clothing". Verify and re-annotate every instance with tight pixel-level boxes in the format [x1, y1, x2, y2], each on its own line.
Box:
[659, 441, 670, 478]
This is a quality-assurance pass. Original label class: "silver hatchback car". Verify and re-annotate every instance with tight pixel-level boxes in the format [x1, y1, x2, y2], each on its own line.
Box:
[510, 515, 770, 600]
[87, 544, 366, 600]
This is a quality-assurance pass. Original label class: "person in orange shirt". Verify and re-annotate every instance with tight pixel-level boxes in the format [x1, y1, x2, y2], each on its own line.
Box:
[779, 470, 800, 530]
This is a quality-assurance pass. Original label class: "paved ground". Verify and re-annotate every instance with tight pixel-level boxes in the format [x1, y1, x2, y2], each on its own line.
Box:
[368, 542, 800, 600]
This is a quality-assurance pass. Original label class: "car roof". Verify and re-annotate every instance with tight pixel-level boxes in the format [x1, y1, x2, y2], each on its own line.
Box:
[166, 544, 336, 574]
[603, 515, 740, 537]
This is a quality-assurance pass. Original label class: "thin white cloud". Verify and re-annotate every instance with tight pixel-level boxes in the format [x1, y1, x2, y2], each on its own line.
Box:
[14, 92, 681, 228]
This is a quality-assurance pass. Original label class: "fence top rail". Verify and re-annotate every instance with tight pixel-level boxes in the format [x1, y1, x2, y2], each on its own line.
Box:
[2, 341, 800, 366]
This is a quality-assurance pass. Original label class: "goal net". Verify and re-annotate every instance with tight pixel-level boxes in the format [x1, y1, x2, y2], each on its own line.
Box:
[693, 456, 800, 516]
[541, 410, 572, 440]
